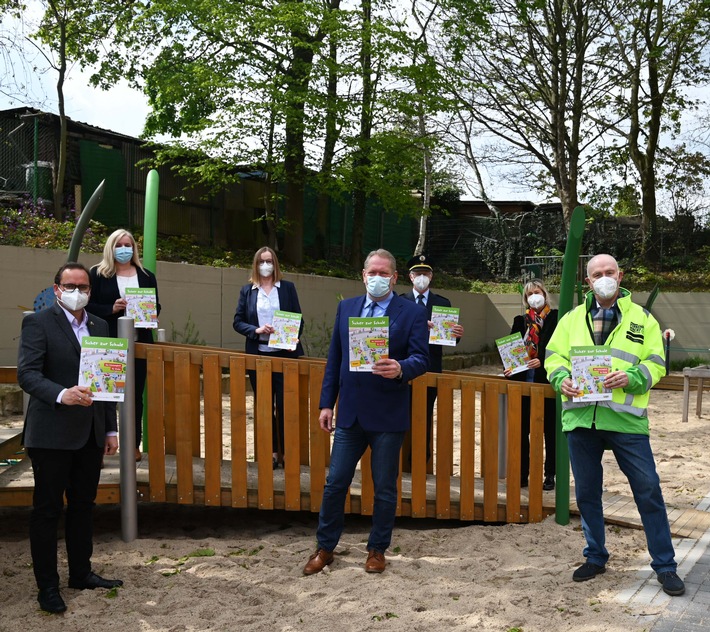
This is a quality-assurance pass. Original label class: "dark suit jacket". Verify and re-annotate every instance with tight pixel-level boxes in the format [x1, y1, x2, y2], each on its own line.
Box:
[508, 309, 559, 384]
[233, 279, 305, 357]
[401, 290, 459, 373]
[17, 303, 118, 450]
[88, 265, 160, 343]
[319, 293, 429, 432]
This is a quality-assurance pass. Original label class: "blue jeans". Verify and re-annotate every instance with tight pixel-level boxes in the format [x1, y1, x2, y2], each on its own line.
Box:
[316, 422, 405, 553]
[567, 427, 676, 573]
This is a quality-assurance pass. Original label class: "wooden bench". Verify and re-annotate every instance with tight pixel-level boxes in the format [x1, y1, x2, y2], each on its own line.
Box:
[682, 365, 710, 422]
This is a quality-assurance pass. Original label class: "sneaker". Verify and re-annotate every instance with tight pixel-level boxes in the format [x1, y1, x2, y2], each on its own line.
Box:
[657, 571, 685, 596]
[572, 562, 606, 582]
[543, 476, 555, 491]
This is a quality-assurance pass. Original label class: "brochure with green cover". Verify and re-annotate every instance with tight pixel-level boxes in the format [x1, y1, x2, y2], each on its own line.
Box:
[78, 336, 128, 402]
[125, 287, 158, 328]
[495, 332, 529, 376]
[571, 345, 613, 401]
[348, 317, 389, 372]
[429, 305, 460, 347]
[268, 310, 302, 351]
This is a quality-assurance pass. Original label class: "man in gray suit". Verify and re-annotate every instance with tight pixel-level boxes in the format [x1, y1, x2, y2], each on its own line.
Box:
[18, 263, 123, 614]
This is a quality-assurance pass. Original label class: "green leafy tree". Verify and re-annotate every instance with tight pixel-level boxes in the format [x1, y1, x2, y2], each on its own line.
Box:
[593, 0, 710, 264]
[26, 0, 133, 217]
[439, 0, 617, 231]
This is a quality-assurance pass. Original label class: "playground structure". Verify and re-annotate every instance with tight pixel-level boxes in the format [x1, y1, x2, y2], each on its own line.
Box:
[0, 343, 554, 523]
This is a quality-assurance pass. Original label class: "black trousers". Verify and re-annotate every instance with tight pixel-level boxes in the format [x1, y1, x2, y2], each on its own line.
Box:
[27, 437, 103, 589]
[520, 395, 557, 482]
[247, 348, 293, 455]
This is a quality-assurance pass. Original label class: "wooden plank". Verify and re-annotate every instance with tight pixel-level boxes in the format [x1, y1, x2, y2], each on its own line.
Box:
[483, 381, 500, 521]
[435, 378, 454, 519]
[410, 375, 428, 517]
[190, 362, 201, 457]
[283, 361, 301, 511]
[505, 383, 522, 523]
[229, 356, 248, 508]
[459, 380, 477, 520]
[146, 347, 166, 502]
[202, 355, 222, 506]
[0, 367, 18, 383]
[527, 386, 545, 523]
[298, 372, 310, 466]
[164, 359, 176, 454]
[174, 351, 194, 504]
[255, 358, 274, 510]
[0, 429, 23, 461]
[308, 363, 327, 511]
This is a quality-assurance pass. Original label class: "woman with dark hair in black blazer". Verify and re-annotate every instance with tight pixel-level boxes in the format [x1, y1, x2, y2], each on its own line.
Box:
[504, 279, 558, 491]
[233, 247, 304, 469]
[88, 229, 160, 462]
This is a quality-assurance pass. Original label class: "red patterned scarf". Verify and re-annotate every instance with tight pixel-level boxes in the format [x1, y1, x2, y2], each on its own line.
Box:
[523, 303, 550, 359]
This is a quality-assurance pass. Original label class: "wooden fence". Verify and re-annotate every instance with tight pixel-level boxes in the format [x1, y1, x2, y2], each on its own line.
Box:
[135, 343, 555, 523]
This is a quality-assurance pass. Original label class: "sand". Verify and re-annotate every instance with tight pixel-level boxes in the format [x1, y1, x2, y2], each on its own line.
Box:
[0, 371, 708, 631]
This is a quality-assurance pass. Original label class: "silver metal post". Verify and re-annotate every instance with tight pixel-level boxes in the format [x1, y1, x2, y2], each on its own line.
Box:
[117, 316, 137, 542]
[498, 393, 508, 478]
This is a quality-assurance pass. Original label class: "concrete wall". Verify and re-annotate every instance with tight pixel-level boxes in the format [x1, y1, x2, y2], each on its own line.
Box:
[2, 245, 708, 367]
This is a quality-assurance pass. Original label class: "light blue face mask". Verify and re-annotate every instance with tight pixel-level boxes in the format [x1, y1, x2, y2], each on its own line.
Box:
[114, 246, 134, 264]
[366, 275, 392, 298]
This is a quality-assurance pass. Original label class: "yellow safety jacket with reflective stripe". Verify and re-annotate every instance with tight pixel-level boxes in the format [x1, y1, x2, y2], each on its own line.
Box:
[545, 288, 665, 436]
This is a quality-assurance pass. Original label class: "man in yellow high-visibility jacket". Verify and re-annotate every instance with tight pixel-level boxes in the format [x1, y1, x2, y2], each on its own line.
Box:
[546, 254, 684, 597]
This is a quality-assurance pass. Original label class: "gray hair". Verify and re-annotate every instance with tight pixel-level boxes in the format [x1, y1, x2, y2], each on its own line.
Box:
[363, 249, 397, 274]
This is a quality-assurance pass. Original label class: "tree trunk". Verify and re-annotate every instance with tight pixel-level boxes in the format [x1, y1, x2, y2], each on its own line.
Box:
[349, 0, 373, 269]
[53, 18, 68, 219]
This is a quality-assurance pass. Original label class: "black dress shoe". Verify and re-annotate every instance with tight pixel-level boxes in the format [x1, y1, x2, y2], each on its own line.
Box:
[68, 572, 123, 590]
[38, 587, 67, 613]
[543, 476, 555, 491]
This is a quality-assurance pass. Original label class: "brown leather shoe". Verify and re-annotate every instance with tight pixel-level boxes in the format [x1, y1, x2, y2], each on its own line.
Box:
[135, 448, 142, 462]
[303, 548, 334, 575]
[365, 549, 386, 573]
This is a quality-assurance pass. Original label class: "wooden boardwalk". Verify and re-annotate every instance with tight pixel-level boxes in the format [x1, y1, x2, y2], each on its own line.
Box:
[3, 453, 709, 538]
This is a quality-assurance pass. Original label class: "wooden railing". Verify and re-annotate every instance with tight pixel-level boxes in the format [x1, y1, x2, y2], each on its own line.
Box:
[136, 343, 555, 523]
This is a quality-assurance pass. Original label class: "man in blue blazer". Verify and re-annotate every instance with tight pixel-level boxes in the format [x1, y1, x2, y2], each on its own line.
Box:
[18, 263, 123, 614]
[303, 249, 429, 575]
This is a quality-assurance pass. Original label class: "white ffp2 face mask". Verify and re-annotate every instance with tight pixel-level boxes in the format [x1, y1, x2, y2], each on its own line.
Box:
[259, 263, 274, 277]
[412, 275, 430, 293]
[592, 276, 618, 300]
[527, 293, 545, 310]
[59, 289, 89, 311]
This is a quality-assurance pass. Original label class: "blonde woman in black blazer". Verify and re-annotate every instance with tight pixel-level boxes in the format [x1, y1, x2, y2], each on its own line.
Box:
[233, 247, 304, 468]
[88, 229, 160, 461]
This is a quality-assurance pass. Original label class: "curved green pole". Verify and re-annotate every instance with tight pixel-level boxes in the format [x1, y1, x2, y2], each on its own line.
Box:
[141, 169, 160, 451]
[555, 205, 586, 525]
[67, 179, 105, 262]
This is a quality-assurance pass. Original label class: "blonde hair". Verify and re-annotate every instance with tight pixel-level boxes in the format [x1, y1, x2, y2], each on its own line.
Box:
[249, 247, 282, 285]
[522, 279, 548, 308]
[93, 229, 145, 278]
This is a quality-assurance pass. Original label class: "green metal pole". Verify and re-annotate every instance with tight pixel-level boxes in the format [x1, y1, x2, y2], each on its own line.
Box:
[555, 205, 586, 525]
[143, 170, 159, 270]
[141, 169, 159, 451]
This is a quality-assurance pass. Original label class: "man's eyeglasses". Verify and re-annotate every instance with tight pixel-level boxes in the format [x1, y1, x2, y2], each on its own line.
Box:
[60, 284, 90, 293]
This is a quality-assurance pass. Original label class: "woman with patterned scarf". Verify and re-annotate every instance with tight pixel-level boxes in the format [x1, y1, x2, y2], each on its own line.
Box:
[504, 279, 558, 491]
